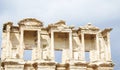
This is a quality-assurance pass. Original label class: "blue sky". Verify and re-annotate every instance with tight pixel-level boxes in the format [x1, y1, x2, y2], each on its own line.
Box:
[0, 0, 120, 69]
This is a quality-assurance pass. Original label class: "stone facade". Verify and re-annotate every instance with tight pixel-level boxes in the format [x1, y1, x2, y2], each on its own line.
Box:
[1, 18, 114, 70]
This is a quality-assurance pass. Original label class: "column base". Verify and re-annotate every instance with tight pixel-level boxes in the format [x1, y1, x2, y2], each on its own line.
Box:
[69, 62, 87, 70]
[3, 58, 24, 62]
[88, 61, 114, 70]
[37, 61, 56, 70]
[69, 59, 86, 64]
[56, 63, 69, 70]
[35, 59, 55, 63]
[1, 61, 24, 70]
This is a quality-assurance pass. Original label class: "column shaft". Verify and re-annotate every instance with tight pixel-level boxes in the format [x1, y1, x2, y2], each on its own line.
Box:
[37, 30, 41, 60]
[20, 29, 24, 59]
[81, 33, 85, 61]
[106, 32, 112, 61]
[6, 25, 10, 58]
[51, 31, 54, 60]
[96, 34, 100, 61]
[69, 31, 73, 60]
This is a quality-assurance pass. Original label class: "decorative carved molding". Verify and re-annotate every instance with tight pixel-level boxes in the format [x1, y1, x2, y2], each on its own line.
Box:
[99, 63, 114, 67]
[74, 62, 87, 66]
[38, 62, 56, 66]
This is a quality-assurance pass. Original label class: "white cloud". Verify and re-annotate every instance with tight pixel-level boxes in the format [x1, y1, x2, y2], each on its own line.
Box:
[1, 0, 120, 20]
[0, 0, 120, 31]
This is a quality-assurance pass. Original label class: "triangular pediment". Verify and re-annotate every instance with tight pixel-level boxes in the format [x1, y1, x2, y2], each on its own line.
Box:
[52, 20, 69, 28]
[80, 23, 99, 30]
[48, 20, 74, 31]
[18, 18, 43, 26]
[54, 20, 66, 26]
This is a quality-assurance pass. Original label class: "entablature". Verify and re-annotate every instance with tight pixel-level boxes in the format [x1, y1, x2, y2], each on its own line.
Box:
[3, 22, 13, 32]
[101, 28, 112, 37]
[41, 28, 49, 35]
[10, 26, 19, 33]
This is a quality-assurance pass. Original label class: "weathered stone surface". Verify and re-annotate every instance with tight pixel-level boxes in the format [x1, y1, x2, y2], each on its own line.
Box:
[1, 18, 114, 70]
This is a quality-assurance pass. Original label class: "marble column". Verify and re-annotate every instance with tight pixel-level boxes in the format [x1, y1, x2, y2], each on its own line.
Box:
[51, 31, 54, 61]
[32, 46, 36, 60]
[6, 25, 11, 58]
[96, 34, 100, 61]
[106, 32, 112, 61]
[90, 38, 95, 62]
[81, 33, 85, 61]
[37, 30, 42, 60]
[103, 38, 109, 62]
[100, 35, 106, 61]
[20, 28, 24, 59]
[69, 31, 73, 60]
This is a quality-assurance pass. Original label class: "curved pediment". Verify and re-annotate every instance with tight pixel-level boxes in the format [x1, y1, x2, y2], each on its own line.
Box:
[18, 18, 43, 26]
